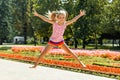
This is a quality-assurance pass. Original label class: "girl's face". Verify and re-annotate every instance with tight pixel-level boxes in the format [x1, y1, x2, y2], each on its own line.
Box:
[56, 13, 66, 23]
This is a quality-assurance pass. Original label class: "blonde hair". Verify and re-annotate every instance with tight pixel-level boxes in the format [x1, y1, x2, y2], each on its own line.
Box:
[46, 10, 68, 21]
[46, 11, 58, 21]
[58, 10, 68, 19]
[50, 11, 58, 21]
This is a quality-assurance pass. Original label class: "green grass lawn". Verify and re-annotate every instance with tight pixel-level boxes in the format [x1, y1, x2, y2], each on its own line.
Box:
[69, 44, 120, 50]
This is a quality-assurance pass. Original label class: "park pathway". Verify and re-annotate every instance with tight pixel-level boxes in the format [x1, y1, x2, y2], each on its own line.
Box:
[0, 59, 117, 80]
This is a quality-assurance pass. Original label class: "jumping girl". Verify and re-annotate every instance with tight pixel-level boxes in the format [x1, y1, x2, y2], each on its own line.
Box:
[30, 9, 86, 68]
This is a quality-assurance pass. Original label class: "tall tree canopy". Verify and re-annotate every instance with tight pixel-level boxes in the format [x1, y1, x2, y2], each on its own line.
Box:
[0, 0, 13, 44]
[1, 0, 119, 47]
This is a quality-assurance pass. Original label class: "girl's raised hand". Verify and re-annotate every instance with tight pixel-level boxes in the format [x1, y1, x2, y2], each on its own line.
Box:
[33, 10, 39, 16]
[80, 10, 86, 16]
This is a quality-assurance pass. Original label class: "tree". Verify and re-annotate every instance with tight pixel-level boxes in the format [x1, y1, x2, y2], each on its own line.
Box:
[101, 0, 120, 47]
[74, 0, 109, 49]
[0, 0, 13, 44]
[87, 0, 107, 49]
[12, 0, 28, 44]
[74, 0, 91, 49]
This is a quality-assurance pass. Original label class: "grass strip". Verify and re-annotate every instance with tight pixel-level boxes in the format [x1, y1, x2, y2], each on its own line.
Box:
[93, 62, 120, 68]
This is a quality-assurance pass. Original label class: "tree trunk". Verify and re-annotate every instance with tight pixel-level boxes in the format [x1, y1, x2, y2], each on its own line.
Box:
[23, 26, 27, 44]
[112, 39, 115, 47]
[94, 33, 98, 49]
[118, 39, 120, 47]
[99, 37, 103, 45]
[0, 38, 3, 45]
[74, 38, 78, 49]
[82, 38, 86, 49]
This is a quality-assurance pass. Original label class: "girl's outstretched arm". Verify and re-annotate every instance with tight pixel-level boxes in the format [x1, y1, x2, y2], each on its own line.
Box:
[66, 10, 86, 26]
[33, 10, 54, 24]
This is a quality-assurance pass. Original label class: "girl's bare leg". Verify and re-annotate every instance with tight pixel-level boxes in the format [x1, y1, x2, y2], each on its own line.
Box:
[60, 43, 86, 68]
[30, 44, 54, 68]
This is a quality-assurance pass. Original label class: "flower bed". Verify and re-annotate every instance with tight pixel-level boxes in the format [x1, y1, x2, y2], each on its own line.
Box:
[11, 46, 44, 52]
[11, 46, 120, 60]
[0, 46, 120, 79]
[0, 52, 120, 75]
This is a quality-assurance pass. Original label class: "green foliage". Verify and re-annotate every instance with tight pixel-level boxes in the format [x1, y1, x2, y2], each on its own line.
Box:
[1, 0, 119, 47]
[102, 0, 120, 34]
[0, 0, 13, 39]
[12, 0, 28, 34]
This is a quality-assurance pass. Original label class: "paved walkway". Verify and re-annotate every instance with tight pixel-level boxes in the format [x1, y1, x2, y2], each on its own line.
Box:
[0, 59, 117, 80]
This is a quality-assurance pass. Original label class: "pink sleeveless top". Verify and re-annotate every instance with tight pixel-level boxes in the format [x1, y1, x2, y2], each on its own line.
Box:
[50, 23, 66, 42]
